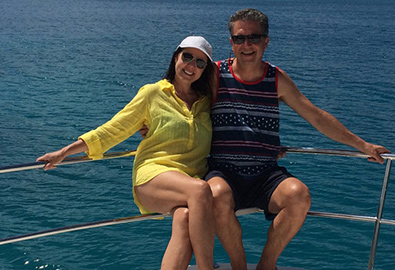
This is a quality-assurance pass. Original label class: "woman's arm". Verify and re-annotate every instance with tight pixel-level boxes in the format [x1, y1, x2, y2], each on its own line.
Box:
[36, 139, 88, 170]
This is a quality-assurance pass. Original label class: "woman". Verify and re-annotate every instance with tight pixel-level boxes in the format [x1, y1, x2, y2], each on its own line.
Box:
[37, 36, 216, 270]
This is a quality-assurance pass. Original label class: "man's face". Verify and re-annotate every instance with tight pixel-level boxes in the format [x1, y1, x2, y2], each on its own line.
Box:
[230, 20, 269, 65]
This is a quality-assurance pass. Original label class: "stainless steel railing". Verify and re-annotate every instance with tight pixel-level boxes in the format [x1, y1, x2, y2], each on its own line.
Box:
[283, 147, 394, 270]
[1, 147, 394, 269]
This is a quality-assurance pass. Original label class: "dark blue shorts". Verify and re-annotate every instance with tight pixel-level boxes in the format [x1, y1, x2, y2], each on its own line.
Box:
[205, 166, 294, 220]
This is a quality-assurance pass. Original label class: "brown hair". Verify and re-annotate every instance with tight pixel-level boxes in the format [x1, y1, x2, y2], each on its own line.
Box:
[228, 8, 269, 36]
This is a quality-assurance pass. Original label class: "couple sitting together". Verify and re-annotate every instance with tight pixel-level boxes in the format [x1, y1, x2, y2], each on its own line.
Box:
[37, 8, 389, 270]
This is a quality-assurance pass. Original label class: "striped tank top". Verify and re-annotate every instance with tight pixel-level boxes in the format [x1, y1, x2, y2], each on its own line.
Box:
[209, 59, 282, 177]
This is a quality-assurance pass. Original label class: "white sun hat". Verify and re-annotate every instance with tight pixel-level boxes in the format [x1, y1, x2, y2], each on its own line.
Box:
[177, 36, 213, 62]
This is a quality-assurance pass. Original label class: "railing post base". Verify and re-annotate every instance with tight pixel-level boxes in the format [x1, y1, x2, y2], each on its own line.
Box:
[368, 159, 392, 270]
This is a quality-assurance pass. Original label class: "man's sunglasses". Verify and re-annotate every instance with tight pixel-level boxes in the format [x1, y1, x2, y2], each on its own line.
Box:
[231, 34, 266, 45]
[181, 52, 207, 70]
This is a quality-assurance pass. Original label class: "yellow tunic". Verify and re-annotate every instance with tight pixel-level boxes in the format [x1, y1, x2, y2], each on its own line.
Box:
[79, 79, 212, 214]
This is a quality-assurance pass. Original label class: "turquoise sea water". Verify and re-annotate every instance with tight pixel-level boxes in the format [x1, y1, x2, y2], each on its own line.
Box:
[1, 0, 394, 269]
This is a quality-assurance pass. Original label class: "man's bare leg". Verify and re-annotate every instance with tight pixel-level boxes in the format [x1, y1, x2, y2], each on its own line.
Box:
[256, 178, 311, 270]
[209, 177, 247, 270]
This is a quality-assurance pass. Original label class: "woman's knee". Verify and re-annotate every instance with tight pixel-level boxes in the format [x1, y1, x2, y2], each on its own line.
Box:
[172, 208, 190, 234]
[170, 208, 191, 252]
[189, 180, 213, 205]
[173, 207, 189, 224]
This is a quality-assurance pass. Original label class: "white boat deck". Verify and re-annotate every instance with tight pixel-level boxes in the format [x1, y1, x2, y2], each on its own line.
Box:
[188, 264, 307, 270]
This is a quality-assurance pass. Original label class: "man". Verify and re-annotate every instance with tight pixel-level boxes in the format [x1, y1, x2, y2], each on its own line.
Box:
[205, 8, 390, 270]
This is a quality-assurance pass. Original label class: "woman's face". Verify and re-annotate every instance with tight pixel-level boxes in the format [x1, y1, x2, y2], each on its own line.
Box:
[174, 48, 208, 86]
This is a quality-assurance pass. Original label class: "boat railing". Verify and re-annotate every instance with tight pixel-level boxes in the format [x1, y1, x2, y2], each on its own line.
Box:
[0, 146, 394, 270]
[283, 147, 394, 270]
[235, 147, 394, 270]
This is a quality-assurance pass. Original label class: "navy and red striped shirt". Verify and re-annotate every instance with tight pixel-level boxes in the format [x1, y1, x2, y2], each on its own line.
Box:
[209, 59, 282, 176]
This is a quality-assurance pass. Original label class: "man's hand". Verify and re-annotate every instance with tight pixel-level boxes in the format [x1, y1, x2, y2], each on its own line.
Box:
[139, 125, 148, 138]
[363, 143, 390, 164]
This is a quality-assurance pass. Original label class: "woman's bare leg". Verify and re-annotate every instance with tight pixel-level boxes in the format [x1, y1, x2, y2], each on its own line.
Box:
[135, 171, 214, 270]
[161, 207, 193, 270]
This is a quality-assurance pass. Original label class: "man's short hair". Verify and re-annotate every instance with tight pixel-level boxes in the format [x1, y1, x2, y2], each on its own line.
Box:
[228, 8, 269, 36]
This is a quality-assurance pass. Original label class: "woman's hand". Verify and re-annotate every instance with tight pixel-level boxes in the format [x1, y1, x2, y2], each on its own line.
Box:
[36, 139, 89, 170]
[36, 149, 67, 170]
[276, 150, 287, 161]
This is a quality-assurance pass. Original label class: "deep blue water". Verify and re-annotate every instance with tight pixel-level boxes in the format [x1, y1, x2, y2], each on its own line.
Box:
[1, 0, 394, 269]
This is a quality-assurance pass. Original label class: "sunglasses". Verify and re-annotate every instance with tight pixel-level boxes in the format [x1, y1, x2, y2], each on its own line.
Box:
[181, 52, 207, 70]
[231, 34, 266, 45]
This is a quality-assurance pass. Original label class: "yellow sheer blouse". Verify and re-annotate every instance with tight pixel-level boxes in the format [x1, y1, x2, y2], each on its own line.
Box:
[79, 79, 212, 214]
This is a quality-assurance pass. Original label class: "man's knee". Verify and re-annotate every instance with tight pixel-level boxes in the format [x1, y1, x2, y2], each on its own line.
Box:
[286, 179, 311, 212]
[208, 177, 235, 219]
[272, 178, 311, 214]
[209, 178, 234, 206]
